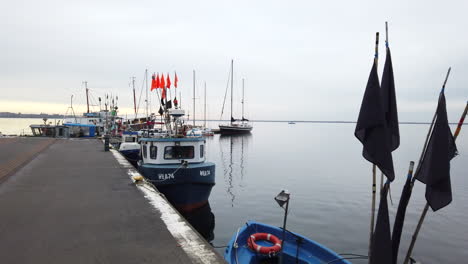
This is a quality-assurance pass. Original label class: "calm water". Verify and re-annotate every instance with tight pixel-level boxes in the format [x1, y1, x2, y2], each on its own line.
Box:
[203, 121, 468, 264]
[0, 118, 60, 135]
[1, 118, 467, 263]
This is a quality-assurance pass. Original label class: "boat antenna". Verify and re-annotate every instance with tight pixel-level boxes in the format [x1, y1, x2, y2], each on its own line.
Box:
[145, 69, 149, 128]
[132, 76, 137, 118]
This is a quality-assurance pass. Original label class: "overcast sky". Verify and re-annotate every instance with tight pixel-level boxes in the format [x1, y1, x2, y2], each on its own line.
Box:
[1, 0, 467, 121]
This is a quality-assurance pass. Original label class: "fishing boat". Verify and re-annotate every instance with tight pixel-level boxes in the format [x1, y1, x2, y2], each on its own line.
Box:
[224, 191, 352, 264]
[138, 108, 216, 212]
[118, 131, 140, 166]
[288, 121, 296, 124]
[219, 60, 253, 135]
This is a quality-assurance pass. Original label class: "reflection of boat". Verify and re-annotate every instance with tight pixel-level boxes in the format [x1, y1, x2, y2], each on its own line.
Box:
[219, 134, 250, 207]
[138, 109, 216, 213]
[225, 221, 351, 264]
[219, 60, 253, 135]
[179, 202, 215, 242]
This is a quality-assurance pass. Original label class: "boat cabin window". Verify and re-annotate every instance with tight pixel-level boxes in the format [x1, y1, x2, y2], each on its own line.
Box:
[142, 144, 147, 158]
[164, 146, 194, 160]
[200, 145, 204, 158]
[150, 145, 157, 159]
[125, 137, 136, 142]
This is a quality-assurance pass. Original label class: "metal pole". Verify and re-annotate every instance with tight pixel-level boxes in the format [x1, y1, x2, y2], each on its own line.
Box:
[85, 81, 89, 113]
[145, 69, 149, 128]
[204, 81, 207, 128]
[193, 70, 196, 127]
[368, 32, 379, 263]
[242, 78, 245, 120]
[231, 59, 234, 124]
[279, 199, 289, 264]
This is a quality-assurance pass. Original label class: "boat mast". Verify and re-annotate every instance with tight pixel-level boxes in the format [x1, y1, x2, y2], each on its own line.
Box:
[193, 70, 196, 127]
[145, 69, 149, 126]
[132, 76, 137, 119]
[204, 81, 207, 128]
[230, 59, 234, 125]
[242, 78, 245, 121]
[85, 81, 89, 113]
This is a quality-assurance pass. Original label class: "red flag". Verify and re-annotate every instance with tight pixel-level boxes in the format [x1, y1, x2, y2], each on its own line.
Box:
[156, 73, 160, 89]
[166, 73, 171, 88]
[160, 73, 165, 89]
[174, 72, 178, 88]
[151, 74, 157, 91]
[174, 97, 178, 106]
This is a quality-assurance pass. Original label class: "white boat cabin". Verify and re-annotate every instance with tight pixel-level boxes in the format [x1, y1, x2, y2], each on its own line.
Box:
[140, 138, 206, 165]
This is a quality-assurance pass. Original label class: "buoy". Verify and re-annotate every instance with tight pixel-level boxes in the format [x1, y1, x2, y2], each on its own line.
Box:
[132, 175, 144, 183]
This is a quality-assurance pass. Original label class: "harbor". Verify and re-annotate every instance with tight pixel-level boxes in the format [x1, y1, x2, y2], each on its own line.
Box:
[2, 1, 468, 263]
[0, 137, 224, 263]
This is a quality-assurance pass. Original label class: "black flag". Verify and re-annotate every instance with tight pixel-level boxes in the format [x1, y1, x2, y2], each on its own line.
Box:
[166, 100, 172, 109]
[355, 62, 395, 181]
[158, 106, 164, 116]
[370, 183, 393, 264]
[161, 98, 165, 106]
[231, 117, 237, 123]
[381, 46, 400, 151]
[415, 93, 457, 211]
[391, 172, 413, 264]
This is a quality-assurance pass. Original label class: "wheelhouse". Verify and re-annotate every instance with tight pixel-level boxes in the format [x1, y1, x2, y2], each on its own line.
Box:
[140, 137, 206, 165]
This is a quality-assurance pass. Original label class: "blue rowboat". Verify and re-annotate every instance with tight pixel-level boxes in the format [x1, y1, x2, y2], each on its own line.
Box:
[224, 221, 352, 264]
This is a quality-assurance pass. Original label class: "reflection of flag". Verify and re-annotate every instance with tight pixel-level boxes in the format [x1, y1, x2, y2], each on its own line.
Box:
[166, 74, 171, 88]
[381, 46, 400, 151]
[415, 92, 458, 211]
[160, 73, 166, 89]
[151, 74, 157, 91]
[174, 97, 178, 107]
[174, 72, 178, 88]
[156, 73, 160, 89]
[370, 183, 392, 264]
[355, 62, 395, 181]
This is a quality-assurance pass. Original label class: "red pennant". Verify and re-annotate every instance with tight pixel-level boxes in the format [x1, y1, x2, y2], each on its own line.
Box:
[156, 73, 160, 89]
[150, 74, 157, 91]
[166, 73, 171, 89]
[162, 87, 167, 99]
[174, 72, 178, 88]
[160, 73, 166, 89]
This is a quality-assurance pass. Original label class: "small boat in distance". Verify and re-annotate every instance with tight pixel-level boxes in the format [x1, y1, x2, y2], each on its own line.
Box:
[219, 60, 253, 135]
[288, 121, 296, 124]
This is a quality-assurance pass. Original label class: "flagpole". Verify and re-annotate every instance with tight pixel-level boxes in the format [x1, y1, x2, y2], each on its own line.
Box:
[368, 32, 379, 263]
[380, 22, 390, 192]
[403, 68, 457, 264]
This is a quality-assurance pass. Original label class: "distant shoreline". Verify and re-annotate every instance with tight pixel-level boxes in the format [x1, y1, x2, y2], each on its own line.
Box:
[1, 115, 464, 125]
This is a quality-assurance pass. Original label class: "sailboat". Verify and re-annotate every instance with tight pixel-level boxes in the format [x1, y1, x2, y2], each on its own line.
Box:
[219, 60, 253, 135]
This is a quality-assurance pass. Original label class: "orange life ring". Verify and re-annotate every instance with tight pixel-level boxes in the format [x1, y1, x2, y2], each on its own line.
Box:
[247, 233, 282, 255]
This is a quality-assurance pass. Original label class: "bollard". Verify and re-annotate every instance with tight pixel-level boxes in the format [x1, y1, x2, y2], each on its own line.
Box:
[104, 134, 110, 151]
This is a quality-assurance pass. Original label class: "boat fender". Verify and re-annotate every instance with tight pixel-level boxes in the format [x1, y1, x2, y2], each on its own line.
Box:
[247, 233, 282, 255]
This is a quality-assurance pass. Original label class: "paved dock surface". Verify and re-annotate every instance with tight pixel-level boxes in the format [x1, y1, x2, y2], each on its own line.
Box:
[0, 138, 224, 264]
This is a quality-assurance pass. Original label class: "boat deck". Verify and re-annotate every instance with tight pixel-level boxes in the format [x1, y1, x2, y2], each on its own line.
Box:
[0, 137, 224, 264]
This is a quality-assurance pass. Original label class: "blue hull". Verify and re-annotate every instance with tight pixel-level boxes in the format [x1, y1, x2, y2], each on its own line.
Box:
[139, 162, 215, 212]
[224, 221, 352, 264]
[119, 149, 140, 167]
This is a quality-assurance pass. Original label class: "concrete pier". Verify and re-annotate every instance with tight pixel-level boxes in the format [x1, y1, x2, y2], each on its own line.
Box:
[0, 137, 224, 264]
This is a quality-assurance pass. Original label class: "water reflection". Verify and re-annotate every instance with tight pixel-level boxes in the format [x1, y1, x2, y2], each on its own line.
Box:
[179, 202, 215, 242]
[219, 134, 251, 207]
